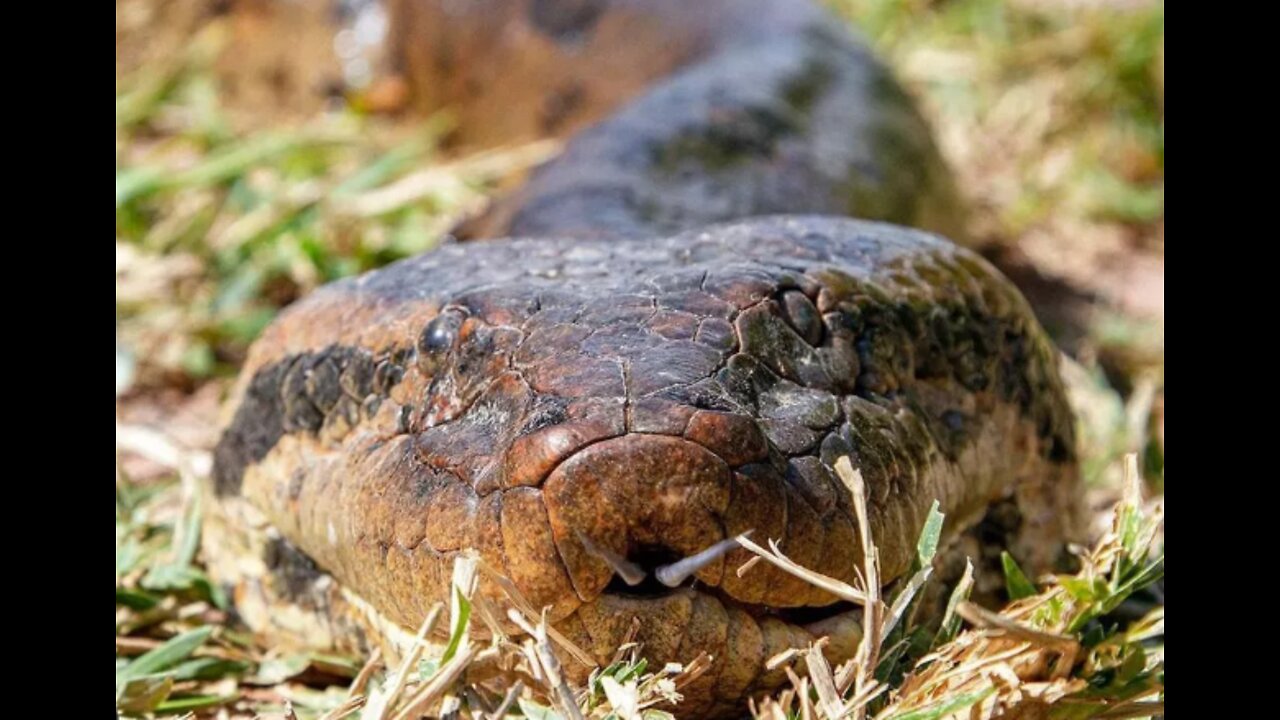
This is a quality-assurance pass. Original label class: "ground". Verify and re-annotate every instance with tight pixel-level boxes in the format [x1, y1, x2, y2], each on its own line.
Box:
[115, 1, 1164, 717]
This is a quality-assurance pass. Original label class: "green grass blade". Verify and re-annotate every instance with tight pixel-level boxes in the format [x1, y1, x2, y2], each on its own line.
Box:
[440, 585, 473, 666]
[886, 687, 995, 720]
[117, 625, 213, 687]
[1001, 551, 1037, 600]
[154, 692, 239, 714]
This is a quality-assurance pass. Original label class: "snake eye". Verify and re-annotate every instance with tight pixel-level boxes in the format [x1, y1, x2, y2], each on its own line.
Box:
[417, 310, 465, 376]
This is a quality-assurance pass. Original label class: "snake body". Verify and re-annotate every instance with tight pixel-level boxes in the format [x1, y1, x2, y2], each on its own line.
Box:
[207, 2, 1080, 717]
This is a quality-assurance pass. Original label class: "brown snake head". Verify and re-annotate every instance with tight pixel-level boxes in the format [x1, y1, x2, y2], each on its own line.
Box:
[210, 217, 1079, 716]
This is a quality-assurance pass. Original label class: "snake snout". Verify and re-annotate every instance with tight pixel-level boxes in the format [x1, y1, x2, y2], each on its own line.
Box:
[535, 400, 858, 611]
[542, 433, 735, 601]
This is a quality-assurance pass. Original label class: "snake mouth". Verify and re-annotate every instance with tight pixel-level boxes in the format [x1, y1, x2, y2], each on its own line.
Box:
[598, 564, 862, 630]
[535, 424, 870, 711]
[540, 423, 862, 614]
[581, 523, 861, 632]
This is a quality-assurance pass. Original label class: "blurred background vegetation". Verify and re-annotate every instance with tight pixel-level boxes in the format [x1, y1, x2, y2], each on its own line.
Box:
[115, 1, 1164, 716]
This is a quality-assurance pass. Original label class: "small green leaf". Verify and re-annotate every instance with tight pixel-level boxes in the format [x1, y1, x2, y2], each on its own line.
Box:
[886, 687, 995, 720]
[1117, 645, 1147, 683]
[155, 692, 238, 713]
[116, 538, 145, 579]
[1059, 576, 1106, 602]
[140, 564, 227, 607]
[115, 587, 160, 611]
[935, 561, 973, 646]
[116, 674, 175, 713]
[180, 342, 217, 378]
[116, 167, 165, 206]
[169, 657, 249, 681]
[1001, 552, 1037, 600]
[614, 658, 648, 684]
[517, 698, 565, 719]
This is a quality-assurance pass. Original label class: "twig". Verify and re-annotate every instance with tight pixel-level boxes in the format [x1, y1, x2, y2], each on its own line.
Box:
[485, 680, 524, 720]
[366, 603, 444, 720]
[955, 600, 1080, 680]
[319, 695, 367, 720]
[735, 534, 867, 605]
[506, 609, 586, 720]
[835, 457, 883, 715]
[347, 648, 382, 700]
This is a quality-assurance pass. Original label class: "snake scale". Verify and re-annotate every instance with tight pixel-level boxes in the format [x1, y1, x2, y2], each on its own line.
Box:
[205, 1, 1082, 717]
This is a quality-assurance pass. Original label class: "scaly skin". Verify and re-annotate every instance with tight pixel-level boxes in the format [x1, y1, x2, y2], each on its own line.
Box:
[205, 2, 1078, 717]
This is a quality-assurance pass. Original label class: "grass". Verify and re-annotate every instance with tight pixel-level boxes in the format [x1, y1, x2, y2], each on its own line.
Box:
[748, 455, 1163, 720]
[115, 0, 1164, 717]
[115, 22, 555, 390]
[834, 0, 1164, 235]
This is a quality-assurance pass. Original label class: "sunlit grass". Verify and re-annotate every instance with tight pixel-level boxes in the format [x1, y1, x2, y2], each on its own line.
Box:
[116, 25, 554, 388]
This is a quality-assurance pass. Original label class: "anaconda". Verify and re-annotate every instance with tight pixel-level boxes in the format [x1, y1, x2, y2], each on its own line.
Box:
[206, 2, 1081, 717]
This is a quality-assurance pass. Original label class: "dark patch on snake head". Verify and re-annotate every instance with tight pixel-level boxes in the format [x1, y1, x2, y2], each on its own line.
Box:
[373, 360, 405, 395]
[339, 353, 376, 399]
[213, 345, 407, 496]
[529, 0, 604, 44]
[779, 51, 837, 115]
[520, 395, 572, 434]
[304, 358, 343, 414]
[213, 359, 291, 496]
[281, 357, 324, 433]
[263, 535, 326, 605]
